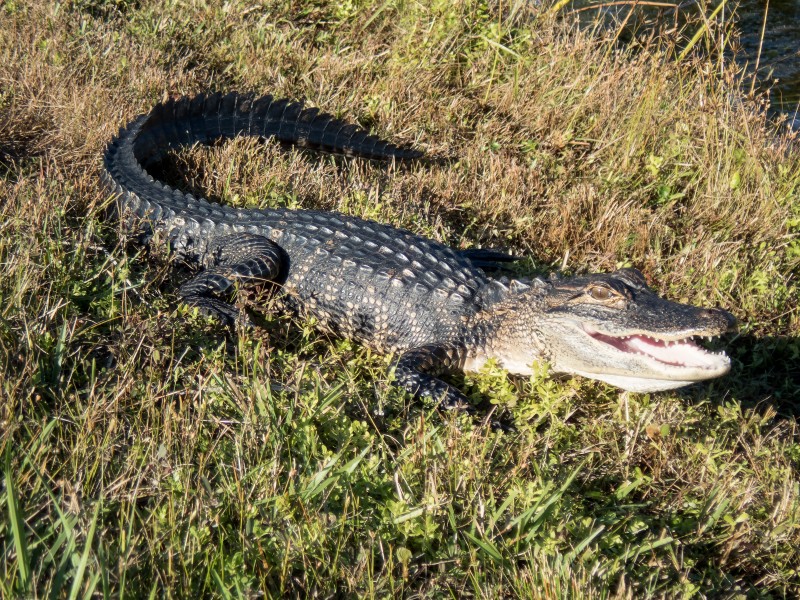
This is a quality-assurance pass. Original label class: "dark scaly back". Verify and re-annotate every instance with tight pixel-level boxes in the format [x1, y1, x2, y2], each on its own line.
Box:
[102, 92, 500, 351]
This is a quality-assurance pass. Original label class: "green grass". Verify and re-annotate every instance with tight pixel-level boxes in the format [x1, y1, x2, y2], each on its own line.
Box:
[1, 0, 799, 597]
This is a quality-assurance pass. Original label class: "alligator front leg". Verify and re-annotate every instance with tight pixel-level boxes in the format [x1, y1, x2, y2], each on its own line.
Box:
[392, 345, 473, 412]
[179, 233, 284, 325]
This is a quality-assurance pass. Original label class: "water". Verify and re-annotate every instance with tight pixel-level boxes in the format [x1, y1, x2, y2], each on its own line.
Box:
[735, 0, 800, 122]
[571, 0, 800, 127]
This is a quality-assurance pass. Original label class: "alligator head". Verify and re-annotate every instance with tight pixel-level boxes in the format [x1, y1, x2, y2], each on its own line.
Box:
[478, 268, 736, 392]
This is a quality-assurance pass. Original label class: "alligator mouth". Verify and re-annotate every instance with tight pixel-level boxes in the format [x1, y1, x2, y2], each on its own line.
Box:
[583, 325, 729, 372]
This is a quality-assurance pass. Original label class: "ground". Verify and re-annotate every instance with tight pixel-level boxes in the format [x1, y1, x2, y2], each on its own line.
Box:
[1, 0, 799, 597]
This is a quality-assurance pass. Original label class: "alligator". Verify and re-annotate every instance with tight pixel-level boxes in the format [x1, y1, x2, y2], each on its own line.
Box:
[102, 92, 736, 411]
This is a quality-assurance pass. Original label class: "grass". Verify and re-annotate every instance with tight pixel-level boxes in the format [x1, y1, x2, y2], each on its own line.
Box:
[1, 0, 799, 597]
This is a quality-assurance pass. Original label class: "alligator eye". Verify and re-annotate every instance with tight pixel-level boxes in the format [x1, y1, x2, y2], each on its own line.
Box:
[588, 286, 614, 301]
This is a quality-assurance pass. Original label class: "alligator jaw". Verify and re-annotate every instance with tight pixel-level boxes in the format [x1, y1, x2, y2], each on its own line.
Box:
[480, 268, 736, 393]
[579, 323, 731, 391]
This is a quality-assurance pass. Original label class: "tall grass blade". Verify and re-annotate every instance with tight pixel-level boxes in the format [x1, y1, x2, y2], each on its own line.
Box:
[4, 444, 31, 593]
[463, 530, 507, 565]
[546, 0, 574, 17]
[211, 567, 233, 600]
[677, 0, 729, 62]
[67, 496, 102, 600]
[749, 0, 769, 95]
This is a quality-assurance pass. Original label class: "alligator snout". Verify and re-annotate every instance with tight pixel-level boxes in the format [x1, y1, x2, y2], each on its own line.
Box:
[701, 307, 737, 333]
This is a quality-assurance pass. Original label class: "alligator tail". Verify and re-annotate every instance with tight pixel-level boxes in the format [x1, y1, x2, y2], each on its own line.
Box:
[102, 92, 432, 222]
[109, 91, 426, 167]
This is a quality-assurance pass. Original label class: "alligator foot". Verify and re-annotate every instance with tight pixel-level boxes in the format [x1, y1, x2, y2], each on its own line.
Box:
[392, 344, 475, 411]
[393, 345, 517, 432]
[179, 233, 284, 326]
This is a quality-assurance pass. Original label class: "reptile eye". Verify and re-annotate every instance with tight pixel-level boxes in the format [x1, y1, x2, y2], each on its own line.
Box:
[588, 286, 614, 301]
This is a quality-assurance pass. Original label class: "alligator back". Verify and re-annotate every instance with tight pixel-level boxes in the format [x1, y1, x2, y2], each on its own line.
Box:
[102, 93, 495, 351]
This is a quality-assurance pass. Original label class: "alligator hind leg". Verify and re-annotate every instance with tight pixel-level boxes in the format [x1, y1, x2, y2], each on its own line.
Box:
[179, 233, 284, 325]
[392, 345, 474, 412]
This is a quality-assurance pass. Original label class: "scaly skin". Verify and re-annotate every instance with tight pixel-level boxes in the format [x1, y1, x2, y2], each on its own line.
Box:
[102, 92, 736, 412]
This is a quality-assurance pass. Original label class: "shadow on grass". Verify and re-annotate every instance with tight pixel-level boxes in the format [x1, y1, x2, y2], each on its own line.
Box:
[676, 333, 800, 418]
[729, 333, 800, 415]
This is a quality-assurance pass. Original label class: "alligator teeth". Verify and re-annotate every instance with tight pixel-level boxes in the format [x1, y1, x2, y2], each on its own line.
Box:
[584, 328, 730, 371]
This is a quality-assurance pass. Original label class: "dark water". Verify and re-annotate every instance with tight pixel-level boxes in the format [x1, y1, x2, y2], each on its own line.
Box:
[736, 0, 800, 123]
[572, 0, 800, 127]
